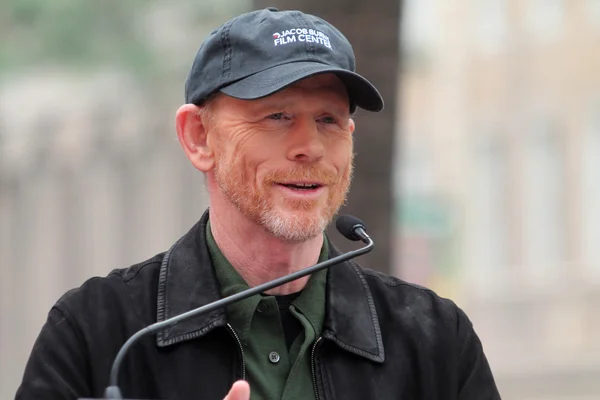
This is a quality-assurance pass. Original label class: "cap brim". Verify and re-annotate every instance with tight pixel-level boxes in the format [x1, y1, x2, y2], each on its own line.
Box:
[219, 62, 384, 112]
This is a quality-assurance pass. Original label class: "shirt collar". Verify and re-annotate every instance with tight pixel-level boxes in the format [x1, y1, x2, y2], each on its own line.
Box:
[205, 220, 258, 345]
[206, 220, 328, 344]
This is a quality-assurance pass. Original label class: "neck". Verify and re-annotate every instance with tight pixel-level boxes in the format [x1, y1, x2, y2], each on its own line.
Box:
[208, 201, 324, 295]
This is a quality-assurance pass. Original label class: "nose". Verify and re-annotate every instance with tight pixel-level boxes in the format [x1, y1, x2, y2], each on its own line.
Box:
[285, 118, 324, 163]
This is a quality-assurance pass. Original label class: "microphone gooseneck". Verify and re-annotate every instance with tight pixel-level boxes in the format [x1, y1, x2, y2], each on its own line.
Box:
[104, 215, 373, 399]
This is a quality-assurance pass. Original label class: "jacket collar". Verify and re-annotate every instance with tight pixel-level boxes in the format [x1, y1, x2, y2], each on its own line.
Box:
[323, 245, 385, 363]
[155, 209, 385, 363]
[155, 211, 227, 347]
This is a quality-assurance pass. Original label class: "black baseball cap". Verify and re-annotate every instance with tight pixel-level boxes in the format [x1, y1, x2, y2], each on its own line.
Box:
[185, 7, 384, 112]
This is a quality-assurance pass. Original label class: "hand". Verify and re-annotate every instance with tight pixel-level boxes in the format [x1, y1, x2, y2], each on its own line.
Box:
[223, 380, 250, 400]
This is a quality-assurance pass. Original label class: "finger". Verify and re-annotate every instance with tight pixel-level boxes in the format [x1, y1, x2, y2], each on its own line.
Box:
[223, 380, 250, 400]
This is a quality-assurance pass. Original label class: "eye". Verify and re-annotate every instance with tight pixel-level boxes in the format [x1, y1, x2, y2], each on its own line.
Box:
[267, 112, 288, 120]
[320, 115, 337, 124]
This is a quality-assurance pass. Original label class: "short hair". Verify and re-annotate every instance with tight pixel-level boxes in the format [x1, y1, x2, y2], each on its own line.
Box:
[196, 93, 221, 129]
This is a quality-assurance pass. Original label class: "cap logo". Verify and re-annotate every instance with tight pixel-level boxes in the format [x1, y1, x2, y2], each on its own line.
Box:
[272, 28, 332, 49]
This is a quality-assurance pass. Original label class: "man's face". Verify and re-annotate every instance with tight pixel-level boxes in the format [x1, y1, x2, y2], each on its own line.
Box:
[208, 73, 355, 242]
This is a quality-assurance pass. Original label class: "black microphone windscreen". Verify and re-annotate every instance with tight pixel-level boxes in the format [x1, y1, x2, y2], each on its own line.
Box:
[335, 215, 366, 241]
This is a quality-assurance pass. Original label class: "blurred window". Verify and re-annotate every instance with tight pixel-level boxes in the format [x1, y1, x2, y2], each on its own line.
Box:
[524, 0, 564, 42]
[396, 137, 457, 289]
[585, 0, 600, 31]
[397, 138, 436, 196]
[468, 132, 509, 292]
[522, 117, 565, 281]
[583, 101, 600, 272]
[403, 0, 438, 52]
[470, 0, 508, 54]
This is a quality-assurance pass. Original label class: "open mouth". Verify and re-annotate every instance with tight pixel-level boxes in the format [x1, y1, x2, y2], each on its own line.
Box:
[277, 182, 322, 190]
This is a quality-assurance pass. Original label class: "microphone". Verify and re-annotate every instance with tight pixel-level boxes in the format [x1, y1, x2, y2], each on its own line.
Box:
[100, 215, 373, 399]
[336, 215, 368, 241]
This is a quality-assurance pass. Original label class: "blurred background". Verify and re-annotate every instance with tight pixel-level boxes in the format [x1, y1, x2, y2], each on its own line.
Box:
[1, 0, 599, 398]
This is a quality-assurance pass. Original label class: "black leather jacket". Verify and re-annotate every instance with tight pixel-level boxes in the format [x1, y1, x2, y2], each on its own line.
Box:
[16, 211, 500, 399]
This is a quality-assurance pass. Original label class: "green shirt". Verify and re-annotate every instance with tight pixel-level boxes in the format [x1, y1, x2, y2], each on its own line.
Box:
[206, 222, 327, 400]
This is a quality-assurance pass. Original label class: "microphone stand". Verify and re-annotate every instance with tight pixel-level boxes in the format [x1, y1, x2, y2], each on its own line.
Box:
[104, 227, 373, 399]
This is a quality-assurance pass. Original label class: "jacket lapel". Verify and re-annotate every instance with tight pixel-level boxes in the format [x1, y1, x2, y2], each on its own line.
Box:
[155, 210, 227, 347]
[324, 244, 386, 363]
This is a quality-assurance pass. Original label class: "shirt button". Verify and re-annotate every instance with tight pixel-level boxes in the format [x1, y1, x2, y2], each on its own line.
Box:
[268, 351, 280, 364]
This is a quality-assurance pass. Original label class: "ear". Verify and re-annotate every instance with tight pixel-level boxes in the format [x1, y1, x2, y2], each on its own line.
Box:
[348, 118, 356, 135]
[175, 104, 215, 172]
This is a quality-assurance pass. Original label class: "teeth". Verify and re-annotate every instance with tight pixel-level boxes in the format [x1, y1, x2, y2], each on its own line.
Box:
[284, 183, 319, 189]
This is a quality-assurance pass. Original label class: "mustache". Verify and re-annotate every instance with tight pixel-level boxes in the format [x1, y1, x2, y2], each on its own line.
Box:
[263, 165, 339, 185]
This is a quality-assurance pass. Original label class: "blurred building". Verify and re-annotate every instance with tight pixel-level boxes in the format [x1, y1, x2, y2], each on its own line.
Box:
[397, 0, 600, 398]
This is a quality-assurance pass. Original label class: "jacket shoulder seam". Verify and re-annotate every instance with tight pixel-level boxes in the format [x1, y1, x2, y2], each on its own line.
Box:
[362, 269, 436, 292]
[108, 255, 163, 283]
[361, 270, 458, 310]
[51, 305, 91, 364]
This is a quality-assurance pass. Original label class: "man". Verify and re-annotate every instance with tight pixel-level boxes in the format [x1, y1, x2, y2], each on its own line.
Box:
[17, 7, 500, 400]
